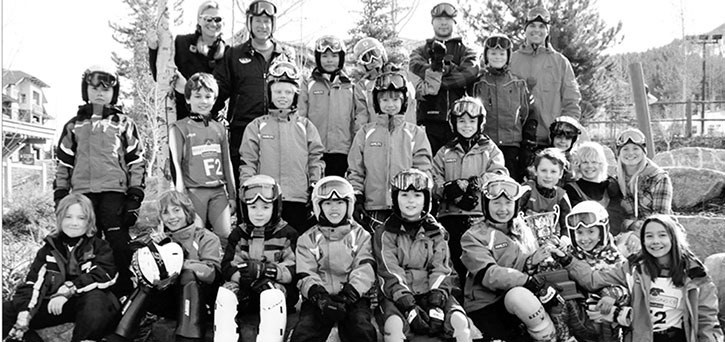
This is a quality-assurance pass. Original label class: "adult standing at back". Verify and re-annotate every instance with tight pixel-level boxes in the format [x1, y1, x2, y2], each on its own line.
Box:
[213, 0, 295, 184]
[148, 0, 228, 121]
[410, 2, 478, 155]
[510, 4, 581, 163]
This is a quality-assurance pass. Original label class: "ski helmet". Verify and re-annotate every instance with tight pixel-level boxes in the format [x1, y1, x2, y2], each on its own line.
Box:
[131, 241, 184, 289]
[565, 200, 610, 249]
[353, 37, 388, 66]
[372, 71, 408, 115]
[81, 65, 120, 105]
[240, 175, 283, 227]
[266, 60, 300, 110]
[391, 169, 433, 219]
[246, 0, 277, 39]
[481, 174, 523, 223]
[314, 35, 346, 72]
[483, 33, 513, 67]
[447, 96, 486, 135]
[549, 116, 583, 147]
[311, 176, 355, 225]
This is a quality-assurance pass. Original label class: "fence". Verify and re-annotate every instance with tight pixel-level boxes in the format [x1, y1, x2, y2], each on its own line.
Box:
[1, 160, 54, 204]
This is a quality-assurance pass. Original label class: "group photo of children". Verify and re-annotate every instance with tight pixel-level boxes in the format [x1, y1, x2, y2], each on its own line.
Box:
[2, 1, 723, 342]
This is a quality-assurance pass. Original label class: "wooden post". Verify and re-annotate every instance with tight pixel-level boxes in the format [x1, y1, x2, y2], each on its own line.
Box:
[628, 63, 655, 158]
[685, 99, 692, 138]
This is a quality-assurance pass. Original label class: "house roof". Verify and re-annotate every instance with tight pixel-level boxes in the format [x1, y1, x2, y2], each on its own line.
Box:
[2, 69, 50, 88]
[2, 94, 17, 103]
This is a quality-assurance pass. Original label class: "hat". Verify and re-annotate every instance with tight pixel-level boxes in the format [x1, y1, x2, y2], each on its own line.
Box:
[526, 5, 550, 26]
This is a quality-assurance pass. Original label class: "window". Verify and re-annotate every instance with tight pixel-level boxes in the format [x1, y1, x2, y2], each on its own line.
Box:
[20, 93, 26, 103]
[32, 91, 40, 105]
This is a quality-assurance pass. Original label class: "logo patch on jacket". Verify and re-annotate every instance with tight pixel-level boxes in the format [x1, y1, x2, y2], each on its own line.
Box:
[493, 242, 508, 249]
[445, 158, 457, 163]
[313, 90, 324, 95]
[261, 134, 275, 139]
[370, 141, 382, 147]
[239, 58, 252, 64]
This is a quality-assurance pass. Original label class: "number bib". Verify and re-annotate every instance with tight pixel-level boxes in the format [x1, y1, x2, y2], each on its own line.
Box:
[649, 277, 684, 331]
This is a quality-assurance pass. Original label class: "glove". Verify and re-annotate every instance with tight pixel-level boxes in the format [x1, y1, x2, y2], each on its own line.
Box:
[454, 193, 479, 211]
[406, 306, 431, 335]
[428, 307, 445, 336]
[309, 285, 346, 322]
[429, 40, 447, 72]
[7, 311, 30, 341]
[263, 263, 278, 280]
[123, 187, 145, 228]
[238, 260, 265, 285]
[551, 249, 573, 267]
[338, 283, 361, 305]
[353, 194, 368, 225]
[614, 306, 633, 327]
[427, 290, 446, 309]
[524, 275, 564, 310]
[394, 293, 417, 313]
[442, 181, 465, 202]
[53, 188, 69, 209]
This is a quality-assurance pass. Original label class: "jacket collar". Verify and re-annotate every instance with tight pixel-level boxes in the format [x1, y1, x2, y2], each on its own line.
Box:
[311, 68, 351, 84]
[444, 135, 492, 149]
[316, 223, 352, 241]
[77, 103, 123, 120]
[240, 38, 286, 57]
[243, 220, 288, 236]
[167, 223, 197, 242]
[518, 40, 554, 55]
[426, 36, 463, 45]
[373, 112, 406, 129]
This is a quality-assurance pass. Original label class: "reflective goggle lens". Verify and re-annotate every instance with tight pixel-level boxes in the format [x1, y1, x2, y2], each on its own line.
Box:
[85, 72, 117, 88]
[249, 1, 277, 16]
[431, 2, 457, 17]
[391, 172, 431, 192]
[242, 184, 278, 204]
[452, 100, 484, 118]
[201, 16, 223, 23]
[484, 180, 520, 199]
[374, 72, 406, 90]
[315, 36, 343, 53]
[315, 179, 353, 200]
[527, 8, 550, 23]
[485, 36, 511, 50]
[616, 129, 646, 147]
[268, 62, 299, 79]
[566, 212, 606, 230]
[358, 48, 384, 65]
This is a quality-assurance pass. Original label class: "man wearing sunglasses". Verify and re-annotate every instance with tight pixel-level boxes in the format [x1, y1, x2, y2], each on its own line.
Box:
[409, 2, 479, 155]
[510, 5, 581, 160]
[213, 0, 295, 188]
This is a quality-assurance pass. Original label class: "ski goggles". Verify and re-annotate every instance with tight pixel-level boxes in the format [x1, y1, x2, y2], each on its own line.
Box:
[484, 36, 512, 50]
[565, 212, 608, 230]
[483, 179, 520, 200]
[357, 48, 385, 65]
[431, 2, 457, 18]
[374, 72, 406, 91]
[616, 129, 646, 147]
[85, 71, 118, 88]
[248, 0, 277, 16]
[241, 183, 279, 204]
[527, 7, 550, 24]
[314, 178, 354, 200]
[315, 36, 344, 53]
[451, 98, 484, 118]
[391, 170, 432, 192]
[550, 122, 579, 139]
[268, 61, 299, 79]
[200, 15, 223, 23]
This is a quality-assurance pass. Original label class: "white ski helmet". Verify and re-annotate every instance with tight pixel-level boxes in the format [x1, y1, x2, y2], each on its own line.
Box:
[565, 200, 610, 248]
[131, 241, 184, 289]
[311, 176, 355, 222]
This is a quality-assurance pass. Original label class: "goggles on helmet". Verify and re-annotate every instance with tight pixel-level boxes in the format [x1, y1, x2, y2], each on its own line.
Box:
[485, 35, 512, 50]
[566, 212, 608, 230]
[241, 183, 279, 204]
[483, 179, 521, 200]
[616, 129, 646, 147]
[315, 36, 344, 53]
[248, 0, 277, 16]
[374, 72, 406, 91]
[431, 2, 457, 17]
[357, 47, 385, 65]
[268, 61, 299, 79]
[527, 7, 550, 24]
[85, 71, 118, 88]
[391, 170, 432, 192]
[551, 122, 579, 139]
[314, 178, 354, 201]
[451, 98, 484, 118]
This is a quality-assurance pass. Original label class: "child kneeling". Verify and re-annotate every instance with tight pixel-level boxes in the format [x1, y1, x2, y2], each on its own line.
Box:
[374, 169, 471, 342]
[290, 176, 378, 341]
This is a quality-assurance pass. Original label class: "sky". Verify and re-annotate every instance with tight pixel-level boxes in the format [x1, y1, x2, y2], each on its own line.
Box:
[2, 0, 724, 136]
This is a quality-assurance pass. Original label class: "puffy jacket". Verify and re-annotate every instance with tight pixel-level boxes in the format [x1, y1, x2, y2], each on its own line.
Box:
[432, 137, 508, 217]
[510, 42, 581, 145]
[347, 114, 432, 210]
[473, 69, 537, 147]
[374, 215, 454, 302]
[298, 69, 356, 154]
[353, 70, 417, 130]
[222, 220, 297, 285]
[55, 104, 146, 195]
[240, 112, 325, 203]
[566, 256, 723, 342]
[12, 235, 117, 319]
[460, 219, 534, 312]
[409, 37, 478, 124]
[616, 159, 673, 232]
[296, 221, 375, 298]
[166, 223, 222, 284]
[213, 39, 295, 127]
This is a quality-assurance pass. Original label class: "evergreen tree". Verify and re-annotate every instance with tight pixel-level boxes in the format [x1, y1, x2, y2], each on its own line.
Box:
[347, 0, 407, 65]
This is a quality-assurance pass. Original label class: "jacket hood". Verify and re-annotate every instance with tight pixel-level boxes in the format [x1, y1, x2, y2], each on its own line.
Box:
[383, 214, 441, 236]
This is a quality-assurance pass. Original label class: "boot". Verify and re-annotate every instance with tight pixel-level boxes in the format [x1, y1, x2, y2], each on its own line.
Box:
[114, 286, 151, 339]
[176, 271, 203, 339]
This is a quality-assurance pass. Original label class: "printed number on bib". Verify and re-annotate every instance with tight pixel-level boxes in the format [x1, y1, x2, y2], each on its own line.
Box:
[204, 158, 223, 177]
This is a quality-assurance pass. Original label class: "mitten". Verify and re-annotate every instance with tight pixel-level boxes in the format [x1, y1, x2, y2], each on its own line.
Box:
[428, 307, 445, 336]
[442, 181, 465, 201]
[429, 40, 447, 72]
[407, 306, 431, 335]
[123, 187, 145, 228]
[394, 293, 417, 313]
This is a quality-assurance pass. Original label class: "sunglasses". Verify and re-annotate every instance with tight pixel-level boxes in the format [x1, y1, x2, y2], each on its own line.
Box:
[268, 61, 299, 79]
[483, 179, 520, 200]
[616, 129, 646, 147]
[315, 36, 344, 53]
[248, 0, 277, 16]
[451, 98, 484, 118]
[431, 2, 457, 17]
[85, 71, 117, 88]
[358, 48, 385, 65]
[565, 212, 608, 230]
[391, 170, 432, 192]
[315, 179, 354, 200]
[485, 35, 512, 50]
[374, 72, 406, 91]
[200, 15, 223, 23]
[241, 183, 279, 204]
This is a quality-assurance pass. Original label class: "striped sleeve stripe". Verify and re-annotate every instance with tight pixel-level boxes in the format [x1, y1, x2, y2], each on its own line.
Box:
[27, 265, 47, 311]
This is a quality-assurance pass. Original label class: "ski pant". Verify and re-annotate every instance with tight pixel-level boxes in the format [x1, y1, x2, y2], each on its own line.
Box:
[499, 145, 525, 182]
[467, 298, 530, 342]
[2, 289, 119, 342]
[290, 298, 376, 342]
[282, 201, 316, 235]
[420, 121, 453, 156]
[322, 153, 349, 178]
[237, 279, 299, 314]
[378, 293, 465, 339]
[187, 186, 232, 247]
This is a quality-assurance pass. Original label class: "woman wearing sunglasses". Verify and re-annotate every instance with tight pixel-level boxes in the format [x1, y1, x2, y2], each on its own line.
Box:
[614, 128, 673, 257]
[148, 0, 228, 121]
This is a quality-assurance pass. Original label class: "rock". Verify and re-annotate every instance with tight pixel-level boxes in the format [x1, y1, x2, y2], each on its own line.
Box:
[704, 253, 725, 333]
[654, 147, 725, 171]
[676, 216, 725, 260]
[664, 167, 725, 209]
[36, 323, 74, 342]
